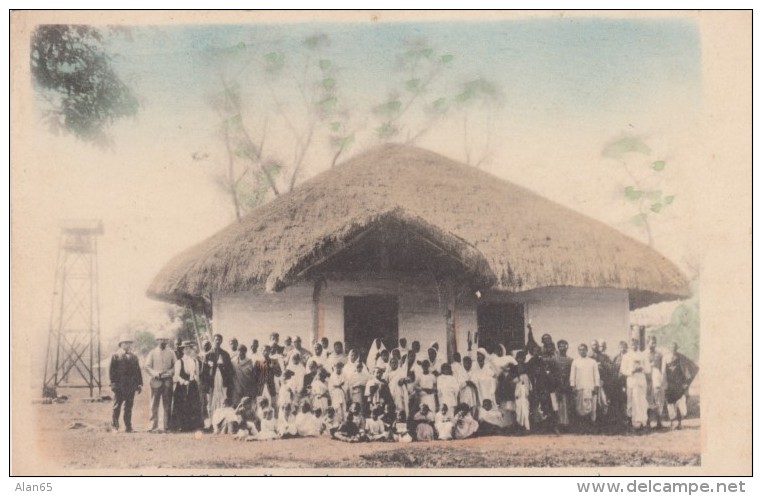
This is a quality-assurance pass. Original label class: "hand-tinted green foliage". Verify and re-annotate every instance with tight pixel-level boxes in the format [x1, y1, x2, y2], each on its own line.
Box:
[31, 25, 139, 146]
[650, 293, 700, 362]
[604, 136, 676, 246]
[372, 40, 455, 141]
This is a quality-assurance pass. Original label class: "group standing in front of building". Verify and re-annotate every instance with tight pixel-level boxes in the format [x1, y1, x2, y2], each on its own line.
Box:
[108, 325, 698, 441]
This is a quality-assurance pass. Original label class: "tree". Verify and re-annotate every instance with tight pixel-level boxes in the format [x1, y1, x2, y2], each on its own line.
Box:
[602, 136, 676, 247]
[197, 33, 357, 220]
[650, 291, 700, 362]
[30, 25, 139, 146]
[453, 77, 501, 167]
[371, 39, 456, 143]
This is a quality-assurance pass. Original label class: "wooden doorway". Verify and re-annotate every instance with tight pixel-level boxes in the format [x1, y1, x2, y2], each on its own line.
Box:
[344, 295, 399, 361]
[476, 303, 525, 354]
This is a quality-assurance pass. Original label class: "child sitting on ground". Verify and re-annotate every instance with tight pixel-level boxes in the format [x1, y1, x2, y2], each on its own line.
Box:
[233, 397, 259, 439]
[392, 411, 413, 443]
[365, 406, 390, 441]
[321, 407, 341, 437]
[277, 403, 298, 438]
[248, 407, 278, 441]
[413, 404, 436, 441]
[295, 402, 322, 437]
[212, 398, 239, 435]
[434, 403, 454, 440]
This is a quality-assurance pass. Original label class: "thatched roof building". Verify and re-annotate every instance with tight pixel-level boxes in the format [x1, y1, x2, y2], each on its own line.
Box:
[149, 144, 688, 306]
[148, 145, 689, 358]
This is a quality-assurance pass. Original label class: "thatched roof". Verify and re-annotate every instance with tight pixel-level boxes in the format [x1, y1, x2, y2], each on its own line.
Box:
[147, 144, 690, 310]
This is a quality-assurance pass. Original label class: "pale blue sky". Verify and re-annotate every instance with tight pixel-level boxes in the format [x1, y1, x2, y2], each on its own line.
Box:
[109, 17, 701, 136]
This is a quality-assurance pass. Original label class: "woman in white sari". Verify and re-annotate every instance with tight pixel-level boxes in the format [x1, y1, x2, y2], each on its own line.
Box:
[386, 357, 410, 417]
[346, 359, 371, 408]
[347, 349, 369, 376]
[285, 352, 306, 395]
[366, 338, 387, 372]
[471, 348, 497, 406]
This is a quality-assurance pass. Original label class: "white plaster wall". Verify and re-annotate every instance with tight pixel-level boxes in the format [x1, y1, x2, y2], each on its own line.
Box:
[213, 281, 629, 361]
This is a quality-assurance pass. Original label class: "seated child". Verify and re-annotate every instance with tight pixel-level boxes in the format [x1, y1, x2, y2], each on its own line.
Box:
[234, 396, 259, 439]
[413, 404, 436, 441]
[277, 403, 298, 438]
[392, 411, 413, 443]
[333, 411, 368, 443]
[478, 399, 509, 436]
[296, 402, 322, 437]
[212, 398, 239, 435]
[365, 406, 390, 441]
[321, 407, 341, 437]
[249, 407, 278, 441]
[434, 403, 454, 440]
[453, 403, 480, 440]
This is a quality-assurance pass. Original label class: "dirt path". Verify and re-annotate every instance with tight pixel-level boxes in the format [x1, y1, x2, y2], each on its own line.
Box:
[29, 390, 701, 473]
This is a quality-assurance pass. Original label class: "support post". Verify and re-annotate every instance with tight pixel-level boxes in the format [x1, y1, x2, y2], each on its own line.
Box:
[444, 279, 458, 362]
[312, 278, 325, 345]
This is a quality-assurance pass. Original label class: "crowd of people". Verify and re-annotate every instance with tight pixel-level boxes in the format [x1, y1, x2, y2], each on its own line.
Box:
[108, 326, 698, 442]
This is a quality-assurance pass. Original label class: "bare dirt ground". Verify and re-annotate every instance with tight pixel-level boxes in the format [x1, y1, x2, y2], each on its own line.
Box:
[29, 389, 701, 473]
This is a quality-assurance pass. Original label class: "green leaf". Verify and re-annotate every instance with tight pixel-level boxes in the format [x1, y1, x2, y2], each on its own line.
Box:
[603, 136, 652, 158]
[319, 59, 332, 70]
[264, 52, 285, 73]
[652, 160, 666, 171]
[321, 78, 336, 90]
[646, 190, 663, 201]
[420, 48, 433, 58]
[650, 203, 663, 213]
[318, 96, 337, 112]
[375, 123, 399, 139]
[440, 54, 454, 64]
[432, 97, 448, 111]
[405, 78, 421, 91]
[303, 33, 330, 50]
[631, 213, 648, 225]
[329, 121, 342, 132]
[373, 99, 402, 117]
[624, 186, 643, 202]
[664, 195, 675, 205]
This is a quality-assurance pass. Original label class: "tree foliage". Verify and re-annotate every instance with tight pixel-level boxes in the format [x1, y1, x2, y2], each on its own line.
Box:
[603, 135, 675, 247]
[30, 25, 139, 146]
[650, 293, 700, 362]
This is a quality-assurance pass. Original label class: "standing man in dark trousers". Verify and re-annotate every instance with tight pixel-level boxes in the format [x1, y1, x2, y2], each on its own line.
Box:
[109, 336, 143, 432]
[144, 331, 176, 432]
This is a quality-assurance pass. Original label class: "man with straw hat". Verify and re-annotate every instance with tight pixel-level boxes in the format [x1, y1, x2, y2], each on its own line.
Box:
[145, 328, 176, 432]
[109, 334, 143, 433]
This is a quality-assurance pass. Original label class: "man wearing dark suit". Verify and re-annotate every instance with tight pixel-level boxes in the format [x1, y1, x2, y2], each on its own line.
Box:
[109, 336, 143, 432]
[201, 334, 234, 420]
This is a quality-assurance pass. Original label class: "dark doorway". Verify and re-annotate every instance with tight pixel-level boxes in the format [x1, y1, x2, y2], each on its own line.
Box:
[476, 303, 525, 354]
[344, 295, 399, 360]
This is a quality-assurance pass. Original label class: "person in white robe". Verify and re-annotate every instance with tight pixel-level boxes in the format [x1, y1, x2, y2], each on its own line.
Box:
[570, 344, 601, 427]
[620, 338, 650, 429]
[309, 370, 331, 413]
[436, 363, 460, 413]
[386, 357, 410, 417]
[328, 362, 348, 423]
[457, 356, 480, 414]
[415, 360, 438, 412]
[366, 339, 386, 372]
[346, 360, 371, 408]
[471, 348, 497, 406]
